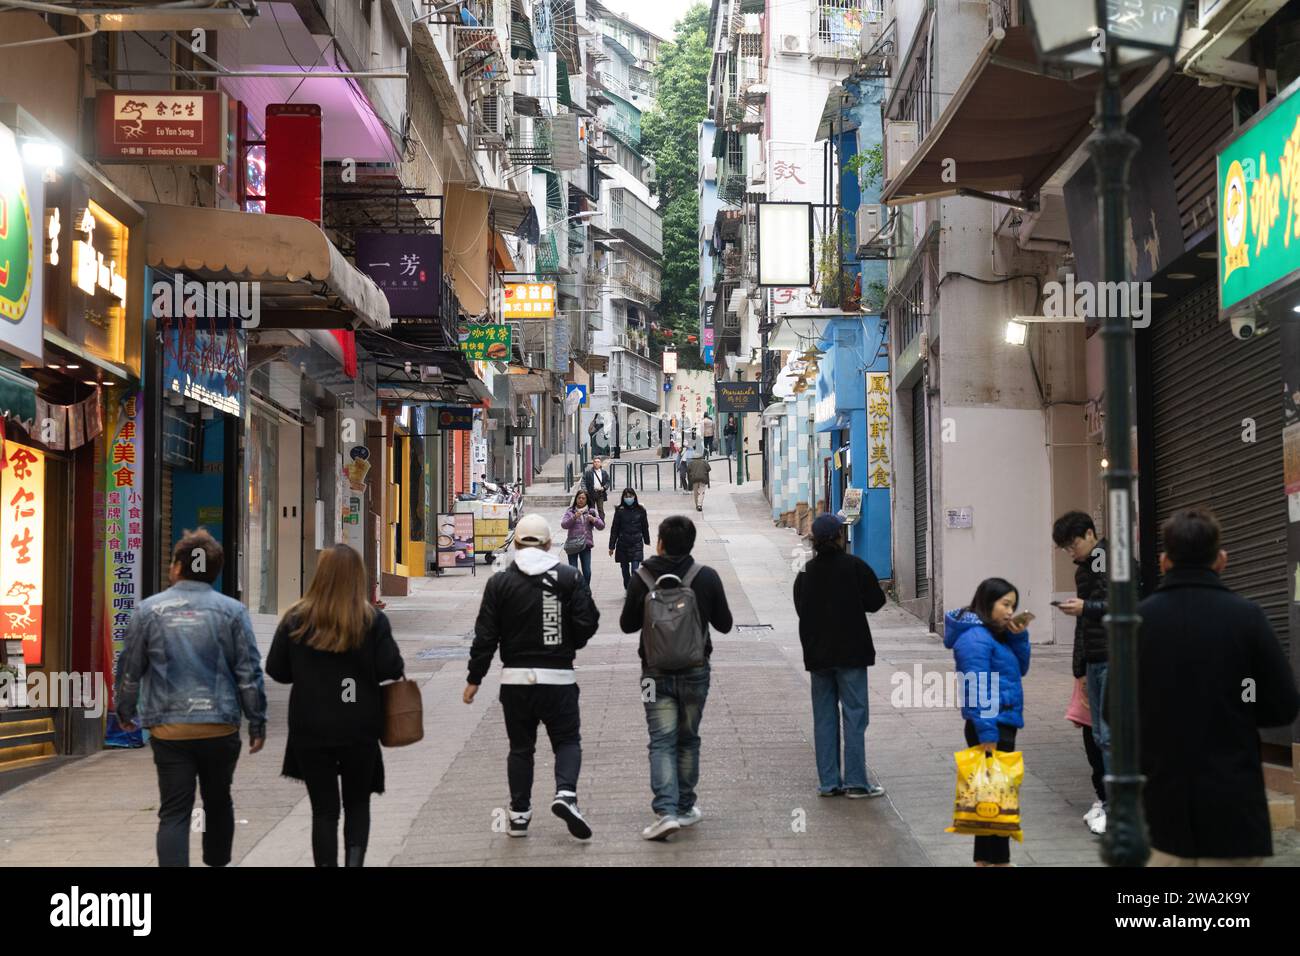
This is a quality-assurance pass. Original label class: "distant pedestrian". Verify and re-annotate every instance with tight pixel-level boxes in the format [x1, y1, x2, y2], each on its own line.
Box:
[561, 489, 605, 585]
[700, 414, 715, 456]
[608, 486, 651, 589]
[620, 516, 733, 841]
[465, 514, 600, 840]
[115, 529, 267, 868]
[677, 444, 693, 494]
[944, 578, 1031, 867]
[793, 515, 887, 798]
[1051, 509, 1138, 836]
[1138, 509, 1299, 866]
[686, 452, 711, 512]
[723, 414, 737, 457]
[265, 544, 404, 867]
[582, 456, 611, 520]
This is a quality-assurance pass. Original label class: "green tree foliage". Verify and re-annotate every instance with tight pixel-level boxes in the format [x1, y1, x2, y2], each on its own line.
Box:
[640, 3, 710, 370]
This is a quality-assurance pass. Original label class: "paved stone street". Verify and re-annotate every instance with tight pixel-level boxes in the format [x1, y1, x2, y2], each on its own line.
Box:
[2, 475, 1296, 867]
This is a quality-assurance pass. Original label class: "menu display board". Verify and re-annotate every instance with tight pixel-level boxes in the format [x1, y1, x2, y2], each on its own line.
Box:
[435, 512, 476, 569]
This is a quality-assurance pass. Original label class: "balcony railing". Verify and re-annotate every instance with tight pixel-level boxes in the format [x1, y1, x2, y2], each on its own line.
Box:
[607, 187, 662, 257]
[612, 257, 662, 303]
[811, 0, 884, 62]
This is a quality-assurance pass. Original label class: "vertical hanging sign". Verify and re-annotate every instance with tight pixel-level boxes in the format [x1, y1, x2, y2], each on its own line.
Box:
[0, 440, 44, 664]
[103, 391, 143, 747]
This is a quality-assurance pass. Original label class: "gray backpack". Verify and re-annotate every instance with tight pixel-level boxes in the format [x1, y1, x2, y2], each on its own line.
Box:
[637, 564, 706, 673]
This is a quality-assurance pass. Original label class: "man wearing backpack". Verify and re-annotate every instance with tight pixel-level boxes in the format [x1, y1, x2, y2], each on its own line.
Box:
[619, 515, 733, 840]
[464, 514, 600, 840]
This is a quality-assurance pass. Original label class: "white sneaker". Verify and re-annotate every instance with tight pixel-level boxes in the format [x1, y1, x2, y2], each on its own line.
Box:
[1088, 809, 1107, 835]
[676, 806, 703, 827]
[641, 815, 681, 841]
[1083, 801, 1104, 825]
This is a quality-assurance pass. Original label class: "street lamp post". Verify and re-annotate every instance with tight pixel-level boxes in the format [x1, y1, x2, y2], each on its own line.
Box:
[1024, 0, 1187, 868]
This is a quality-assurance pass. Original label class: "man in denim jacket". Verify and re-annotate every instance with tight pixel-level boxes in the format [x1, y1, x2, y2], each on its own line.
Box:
[116, 529, 267, 867]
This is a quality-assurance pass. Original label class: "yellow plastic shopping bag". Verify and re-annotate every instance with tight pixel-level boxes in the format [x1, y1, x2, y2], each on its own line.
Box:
[945, 745, 1025, 842]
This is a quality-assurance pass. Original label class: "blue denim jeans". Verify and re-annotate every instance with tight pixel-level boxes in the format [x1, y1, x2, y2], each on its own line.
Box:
[1086, 661, 1110, 794]
[567, 546, 592, 585]
[810, 667, 869, 792]
[642, 665, 710, 817]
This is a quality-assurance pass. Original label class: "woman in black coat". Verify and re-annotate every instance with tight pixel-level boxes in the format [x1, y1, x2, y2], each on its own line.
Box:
[607, 486, 651, 589]
[266, 544, 405, 867]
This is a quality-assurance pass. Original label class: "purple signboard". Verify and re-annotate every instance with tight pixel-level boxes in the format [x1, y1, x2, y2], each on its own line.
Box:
[356, 233, 442, 318]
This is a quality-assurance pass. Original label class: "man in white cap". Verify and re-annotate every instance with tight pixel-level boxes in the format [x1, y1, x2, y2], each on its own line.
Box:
[464, 514, 600, 839]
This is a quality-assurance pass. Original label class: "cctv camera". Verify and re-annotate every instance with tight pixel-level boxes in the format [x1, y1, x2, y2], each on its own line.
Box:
[1230, 314, 1256, 340]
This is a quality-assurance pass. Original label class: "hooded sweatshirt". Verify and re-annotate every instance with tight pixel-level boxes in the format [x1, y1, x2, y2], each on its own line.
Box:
[466, 545, 599, 684]
[943, 609, 1031, 743]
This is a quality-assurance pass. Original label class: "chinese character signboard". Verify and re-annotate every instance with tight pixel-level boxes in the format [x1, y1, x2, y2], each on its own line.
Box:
[102, 390, 143, 746]
[1218, 78, 1300, 312]
[356, 233, 442, 317]
[459, 323, 512, 360]
[503, 282, 556, 319]
[715, 381, 762, 413]
[95, 91, 227, 164]
[0, 122, 45, 365]
[867, 373, 891, 488]
[0, 440, 44, 665]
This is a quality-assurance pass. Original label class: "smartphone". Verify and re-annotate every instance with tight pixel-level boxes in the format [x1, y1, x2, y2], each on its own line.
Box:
[1049, 600, 1064, 607]
[1009, 610, 1035, 629]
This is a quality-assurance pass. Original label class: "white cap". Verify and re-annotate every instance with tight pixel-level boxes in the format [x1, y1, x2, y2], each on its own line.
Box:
[514, 513, 552, 546]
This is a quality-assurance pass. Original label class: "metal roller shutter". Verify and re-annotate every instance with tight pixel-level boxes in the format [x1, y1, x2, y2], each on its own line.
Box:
[913, 378, 928, 597]
[1150, 282, 1287, 648]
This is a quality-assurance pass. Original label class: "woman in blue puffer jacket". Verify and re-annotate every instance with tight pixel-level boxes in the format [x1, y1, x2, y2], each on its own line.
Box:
[943, 577, 1031, 867]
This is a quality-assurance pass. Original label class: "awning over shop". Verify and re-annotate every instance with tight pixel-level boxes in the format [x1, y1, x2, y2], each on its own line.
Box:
[507, 370, 549, 394]
[761, 401, 787, 422]
[881, 26, 1109, 207]
[461, 184, 535, 234]
[0, 366, 38, 429]
[768, 313, 840, 351]
[142, 202, 392, 330]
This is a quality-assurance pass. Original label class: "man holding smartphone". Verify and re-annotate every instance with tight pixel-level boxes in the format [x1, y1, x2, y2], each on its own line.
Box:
[1051, 510, 1138, 837]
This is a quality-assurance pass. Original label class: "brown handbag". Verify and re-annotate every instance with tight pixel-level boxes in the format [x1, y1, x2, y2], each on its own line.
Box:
[381, 678, 424, 747]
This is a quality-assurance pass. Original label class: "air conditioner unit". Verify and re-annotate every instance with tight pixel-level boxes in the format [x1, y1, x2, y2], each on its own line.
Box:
[703, 158, 717, 182]
[749, 162, 766, 184]
[886, 120, 918, 182]
[742, 13, 761, 34]
[859, 18, 883, 55]
[704, 286, 716, 302]
[779, 34, 807, 55]
[856, 203, 886, 256]
[701, 223, 714, 242]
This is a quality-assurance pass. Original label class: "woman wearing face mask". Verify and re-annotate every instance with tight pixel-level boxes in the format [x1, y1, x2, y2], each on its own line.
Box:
[943, 577, 1031, 867]
[607, 487, 651, 590]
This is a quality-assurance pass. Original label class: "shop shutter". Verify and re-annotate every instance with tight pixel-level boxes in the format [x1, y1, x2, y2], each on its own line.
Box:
[912, 377, 928, 597]
[1150, 282, 1287, 651]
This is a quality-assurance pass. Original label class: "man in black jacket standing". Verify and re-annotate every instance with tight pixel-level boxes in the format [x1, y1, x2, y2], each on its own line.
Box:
[1052, 510, 1129, 835]
[581, 456, 611, 520]
[1138, 509, 1299, 866]
[620, 515, 733, 841]
[793, 515, 887, 798]
[464, 514, 600, 840]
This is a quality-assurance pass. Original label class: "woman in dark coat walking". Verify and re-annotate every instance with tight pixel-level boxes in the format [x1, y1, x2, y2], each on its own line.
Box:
[607, 486, 651, 589]
[266, 544, 405, 867]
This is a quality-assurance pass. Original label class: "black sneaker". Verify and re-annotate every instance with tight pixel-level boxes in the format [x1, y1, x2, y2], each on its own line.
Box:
[508, 809, 532, 837]
[845, 784, 886, 799]
[550, 792, 593, 840]
[818, 788, 844, 798]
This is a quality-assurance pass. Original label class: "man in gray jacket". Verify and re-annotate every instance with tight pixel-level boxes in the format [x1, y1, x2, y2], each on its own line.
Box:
[116, 529, 267, 867]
